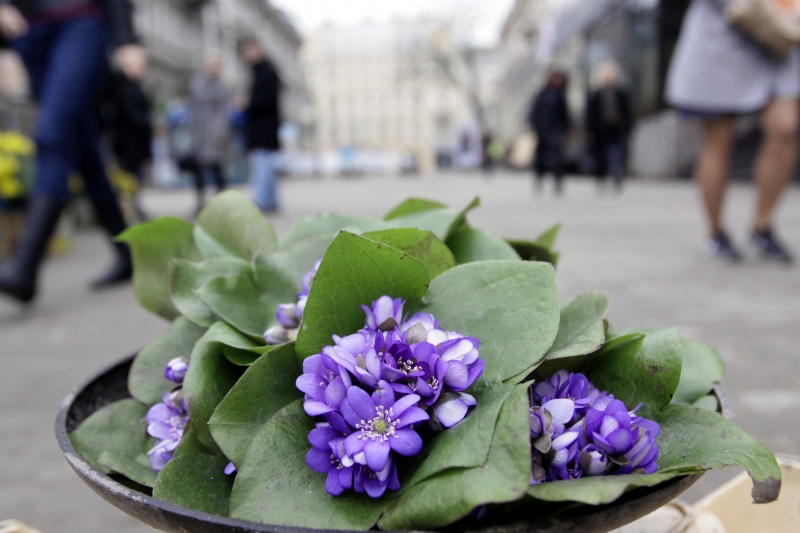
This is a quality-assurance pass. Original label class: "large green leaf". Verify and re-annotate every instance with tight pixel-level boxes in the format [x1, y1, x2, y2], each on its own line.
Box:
[419, 261, 560, 382]
[152, 428, 234, 515]
[378, 385, 531, 530]
[195, 270, 296, 338]
[208, 343, 303, 468]
[446, 228, 521, 264]
[672, 340, 726, 406]
[654, 404, 781, 503]
[534, 332, 644, 379]
[69, 399, 150, 473]
[526, 472, 682, 505]
[362, 228, 456, 279]
[258, 235, 332, 288]
[386, 197, 480, 242]
[230, 400, 388, 530]
[98, 451, 158, 488]
[279, 212, 387, 250]
[545, 292, 608, 360]
[572, 328, 683, 416]
[118, 217, 201, 319]
[194, 190, 277, 260]
[384, 198, 447, 220]
[169, 257, 251, 327]
[183, 324, 246, 452]
[128, 316, 207, 405]
[403, 381, 514, 488]
[296, 231, 430, 358]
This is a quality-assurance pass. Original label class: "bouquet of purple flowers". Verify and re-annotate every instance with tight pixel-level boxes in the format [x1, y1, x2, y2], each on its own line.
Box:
[67, 191, 781, 531]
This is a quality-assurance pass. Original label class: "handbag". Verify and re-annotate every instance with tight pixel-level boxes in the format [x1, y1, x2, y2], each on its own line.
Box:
[725, 0, 800, 58]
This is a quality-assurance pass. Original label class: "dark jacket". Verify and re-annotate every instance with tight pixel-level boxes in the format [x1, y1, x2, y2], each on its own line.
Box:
[246, 59, 282, 151]
[528, 86, 571, 142]
[1, 0, 137, 46]
[103, 70, 152, 173]
[585, 87, 632, 146]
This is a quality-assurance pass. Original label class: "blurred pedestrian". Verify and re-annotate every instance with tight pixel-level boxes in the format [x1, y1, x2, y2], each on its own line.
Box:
[104, 61, 152, 220]
[666, 0, 799, 263]
[238, 36, 282, 213]
[528, 70, 571, 194]
[0, 0, 145, 303]
[186, 55, 232, 215]
[586, 61, 632, 191]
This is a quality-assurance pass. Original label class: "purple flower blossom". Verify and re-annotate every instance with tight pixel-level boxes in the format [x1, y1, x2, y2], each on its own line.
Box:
[529, 371, 660, 484]
[146, 395, 188, 470]
[164, 357, 189, 384]
[298, 295, 485, 497]
[224, 462, 237, 475]
[266, 259, 322, 345]
[276, 303, 300, 328]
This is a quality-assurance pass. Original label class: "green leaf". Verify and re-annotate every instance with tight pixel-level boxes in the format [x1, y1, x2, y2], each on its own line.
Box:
[535, 223, 561, 249]
[534, 332, 644, 379]
[208, 343, 303, 468]
[118, 217, 201, 319]
[98, 451, 158, 488]
[169, 257, 252, 327]
[386, 197, 480, 242]
[152, 428, 234, 515]
[362, 228, 456, 279]
[222, 344, 273, 366]
[672, 340, 726, 406]
[69, 399, 150, 473]
[505, 239, 558, 265]
[403, 381, 514, 488]
[419, 261, 560, 382]
[195, 270, 296, 338]
[446, 228, 522, 264]
[296, 231, 430, 358]
[230, 400, 388, 530]
[259, 234, 332, 288]
[128, 316, 207, 405]
[572, 328, 683, 416]
[194, 190, 277, 259]
[183, 324, 246, 452]
[545, 292, 609, 360]
[378, 385, 531, 530]
[384, 198, 447, 220]
[279, 212, 387, 250]
[653, 404, 781, 503]
[692, 394, 719, 412]
[526, 472, 682, 505]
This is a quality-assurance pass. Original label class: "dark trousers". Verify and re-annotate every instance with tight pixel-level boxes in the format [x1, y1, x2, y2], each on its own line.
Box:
[534, 135, 565, 184]
[181, 158, 226, 194]
[14, 15, 115, 205]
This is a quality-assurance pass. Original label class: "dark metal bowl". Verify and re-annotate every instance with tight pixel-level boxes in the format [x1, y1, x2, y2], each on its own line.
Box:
[56, 355, 719, 533]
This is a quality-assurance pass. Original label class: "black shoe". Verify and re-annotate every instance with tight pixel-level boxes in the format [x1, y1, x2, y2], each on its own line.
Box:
[90, 242, 133, 290]
[705, 231, 742, 262]
[751, 228, 794, 263]
[86, 193, 133, 289]
[0, 197, 67, 303]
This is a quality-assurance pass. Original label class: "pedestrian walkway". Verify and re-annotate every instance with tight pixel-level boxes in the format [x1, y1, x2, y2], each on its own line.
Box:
[1, 173, 798, 531]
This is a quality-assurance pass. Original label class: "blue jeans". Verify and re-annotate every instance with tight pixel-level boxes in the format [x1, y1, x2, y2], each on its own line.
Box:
[249, 149, 279, 211]
[14, 15, 114, 202]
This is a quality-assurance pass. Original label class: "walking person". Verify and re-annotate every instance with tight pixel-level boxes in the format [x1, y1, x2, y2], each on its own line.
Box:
[586, 61, 632, 191]
[0, 0, 146, 303]
[238, 36, 282, 213]
[528, 70, 571, 194]
[186, 56, 232, 215]
[666, 0, 799, 263]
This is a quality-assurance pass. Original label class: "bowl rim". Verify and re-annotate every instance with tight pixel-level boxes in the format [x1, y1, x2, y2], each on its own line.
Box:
[55, 354, 719, 533]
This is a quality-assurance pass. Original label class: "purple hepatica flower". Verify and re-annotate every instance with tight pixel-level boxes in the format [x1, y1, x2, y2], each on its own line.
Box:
[530, 398, 575, 453]
[224, 462, 237, 475]
[432, 391, 477, 429]
[296, 353, 351, 416]
[146, 400, 188, 470]
[276, 303, 299, 328]
[305, 422, 356, 496]
[164, 356, 189, 384]
[298, 258, 322, 299]
[342, 383, 428, 473]
[362, 296, 405, 332]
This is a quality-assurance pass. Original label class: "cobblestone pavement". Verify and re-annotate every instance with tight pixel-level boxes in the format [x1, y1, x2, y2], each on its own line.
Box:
[1, 173, 798, 532]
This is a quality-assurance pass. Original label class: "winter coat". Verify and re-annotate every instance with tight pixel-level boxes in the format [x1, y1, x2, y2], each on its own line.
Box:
[188, 73, 232, 165]
[665, 0, 800, 113]
[528, 86, 571, 143]
[246, 59, 281, 151]
[104, 70, 151, 173]
[586, 87, 632, 146]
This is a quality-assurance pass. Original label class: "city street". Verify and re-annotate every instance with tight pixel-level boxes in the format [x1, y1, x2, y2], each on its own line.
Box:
[1, 172, 799, 532]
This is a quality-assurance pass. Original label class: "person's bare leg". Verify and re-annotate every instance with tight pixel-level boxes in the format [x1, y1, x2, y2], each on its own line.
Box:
[753, 98, 798, 232]
[696, 116, 737, 237]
